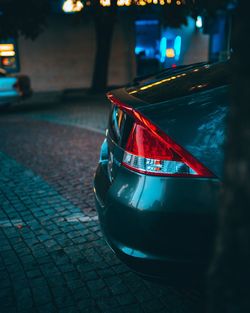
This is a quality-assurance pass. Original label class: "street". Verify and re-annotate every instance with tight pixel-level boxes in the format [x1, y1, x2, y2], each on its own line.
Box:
[0, 93, 204, 313]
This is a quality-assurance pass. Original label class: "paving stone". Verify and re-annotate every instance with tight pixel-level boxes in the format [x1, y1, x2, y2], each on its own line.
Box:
[58, 263, 75, 273]
[97, 297, 119, 311]
[102, 309, 123, 313]
[72, 286, 90, 300]
[97, 268, 115, 278]
[134, 286, 154, 303]
[15, 287, 34, 310]
[1, 307, 18, 313]
[77, 297, 96, 310]
[37, 303, 57, 313]
[141, 299, 165, 313]
[121, 303, 145, 313]
[54, 293, 76, 308]
[116, 293, 137, 306]
[26, 269, 43, 279]
[40, 263, 61, 276]
[104, 276, 128, 295]
[59, 306, 80, 313]
[20, 254, 36, 264]
[80, 270, 99, 281]
[63, 270, 82, 282]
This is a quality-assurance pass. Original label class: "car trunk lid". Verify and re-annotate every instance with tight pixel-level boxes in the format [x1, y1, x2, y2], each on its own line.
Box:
[107, 62, 229, 180]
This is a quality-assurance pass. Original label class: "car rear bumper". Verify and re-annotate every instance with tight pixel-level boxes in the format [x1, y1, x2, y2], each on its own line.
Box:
[94, 160, 220, 276]
[0, 91, 19, 106]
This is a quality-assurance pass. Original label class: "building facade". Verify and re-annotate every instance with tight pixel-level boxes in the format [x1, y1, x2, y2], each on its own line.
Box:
[15, 12, 209, 92]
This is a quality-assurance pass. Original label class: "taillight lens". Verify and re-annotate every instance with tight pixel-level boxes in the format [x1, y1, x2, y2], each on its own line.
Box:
[107, 93, 215, 178]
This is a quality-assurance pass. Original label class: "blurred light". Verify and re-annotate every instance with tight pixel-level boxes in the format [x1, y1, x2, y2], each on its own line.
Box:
[0, 44, 14, 51]
[0, 44, 15, 57]
[196, 16, 203, 28]
[166, 48, 175, 58]
[160, 37, 167, 63]
[135, 47, 143, 54]
[100, 0, 111, 6]
[115, 0, 183, 6]
[2, 57, 16, 66]
[172, 64, 177, 68]
[62, 0, 84, 13]
[227, 1, 237, 10]
[0, 51, 15, 57]
[174, 35, 181, 60]
[135, 20, 159, 26]
[129, 74, 187, 94]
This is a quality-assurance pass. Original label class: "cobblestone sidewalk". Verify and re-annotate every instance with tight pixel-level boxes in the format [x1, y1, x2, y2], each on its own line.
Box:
[0, 151, 202, 313]
[2, 91, 110, 134]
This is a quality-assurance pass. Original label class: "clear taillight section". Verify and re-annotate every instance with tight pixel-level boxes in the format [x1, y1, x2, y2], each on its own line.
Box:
[107, 93, 215, 178]
[123, 152, 197, 176]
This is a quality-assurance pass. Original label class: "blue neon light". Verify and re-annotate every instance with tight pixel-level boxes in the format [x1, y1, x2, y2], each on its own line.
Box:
[174, 36, 181, 61]
[135, 47, 144, 55]
[135, 20, 159, 26]
[160, 37, 167, 63]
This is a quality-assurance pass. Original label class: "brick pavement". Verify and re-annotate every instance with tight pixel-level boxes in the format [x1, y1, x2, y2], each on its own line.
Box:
[0, 97, 205, 313]
[0, 117, 103, 216]
[3, 91, 110, 134]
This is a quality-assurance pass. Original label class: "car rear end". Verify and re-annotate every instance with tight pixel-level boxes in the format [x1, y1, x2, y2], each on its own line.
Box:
[94, 62, 229, 277]
[0, 70, 32, 107]
[15, 74, 32, 99]
[0, 75, 20, 107]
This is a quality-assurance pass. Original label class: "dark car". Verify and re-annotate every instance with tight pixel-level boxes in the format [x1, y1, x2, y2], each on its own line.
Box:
[0, 68, 32, 107]
[94, 61, 229, 278]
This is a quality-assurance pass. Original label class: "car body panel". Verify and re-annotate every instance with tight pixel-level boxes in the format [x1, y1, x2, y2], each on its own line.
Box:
[139, 86, 228, 179]
[125, 62, 229, 105]
[0, 76, 17, 91]
[94, 160, 220, 278]
[0, 76, 19, 106]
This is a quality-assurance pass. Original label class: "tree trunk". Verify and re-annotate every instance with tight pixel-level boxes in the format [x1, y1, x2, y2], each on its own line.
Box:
[90, 7, 116, 93]
[208, 2, 250, 313]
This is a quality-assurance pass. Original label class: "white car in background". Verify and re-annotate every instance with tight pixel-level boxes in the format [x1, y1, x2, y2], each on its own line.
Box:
[0, 68, 32, 107]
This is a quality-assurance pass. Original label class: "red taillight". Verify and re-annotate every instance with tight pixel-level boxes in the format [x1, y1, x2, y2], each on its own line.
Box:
[126, 124, 175, 160]
[107, 93, 215, 178]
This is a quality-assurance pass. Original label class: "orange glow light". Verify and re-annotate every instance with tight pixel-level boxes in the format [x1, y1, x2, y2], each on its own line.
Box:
[62, 0, 84, 12]
[0, 44, 14, 51]
[166, 48, 175, 58]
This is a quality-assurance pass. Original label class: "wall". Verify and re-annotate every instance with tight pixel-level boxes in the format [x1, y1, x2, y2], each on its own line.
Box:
[18, 14, 136, 92]
[18, 14, 209, 92]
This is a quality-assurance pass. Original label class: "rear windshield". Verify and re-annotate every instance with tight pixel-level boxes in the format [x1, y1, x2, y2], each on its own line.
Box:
[126, 62, 229, 104]
[108, 105, 134, 148]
